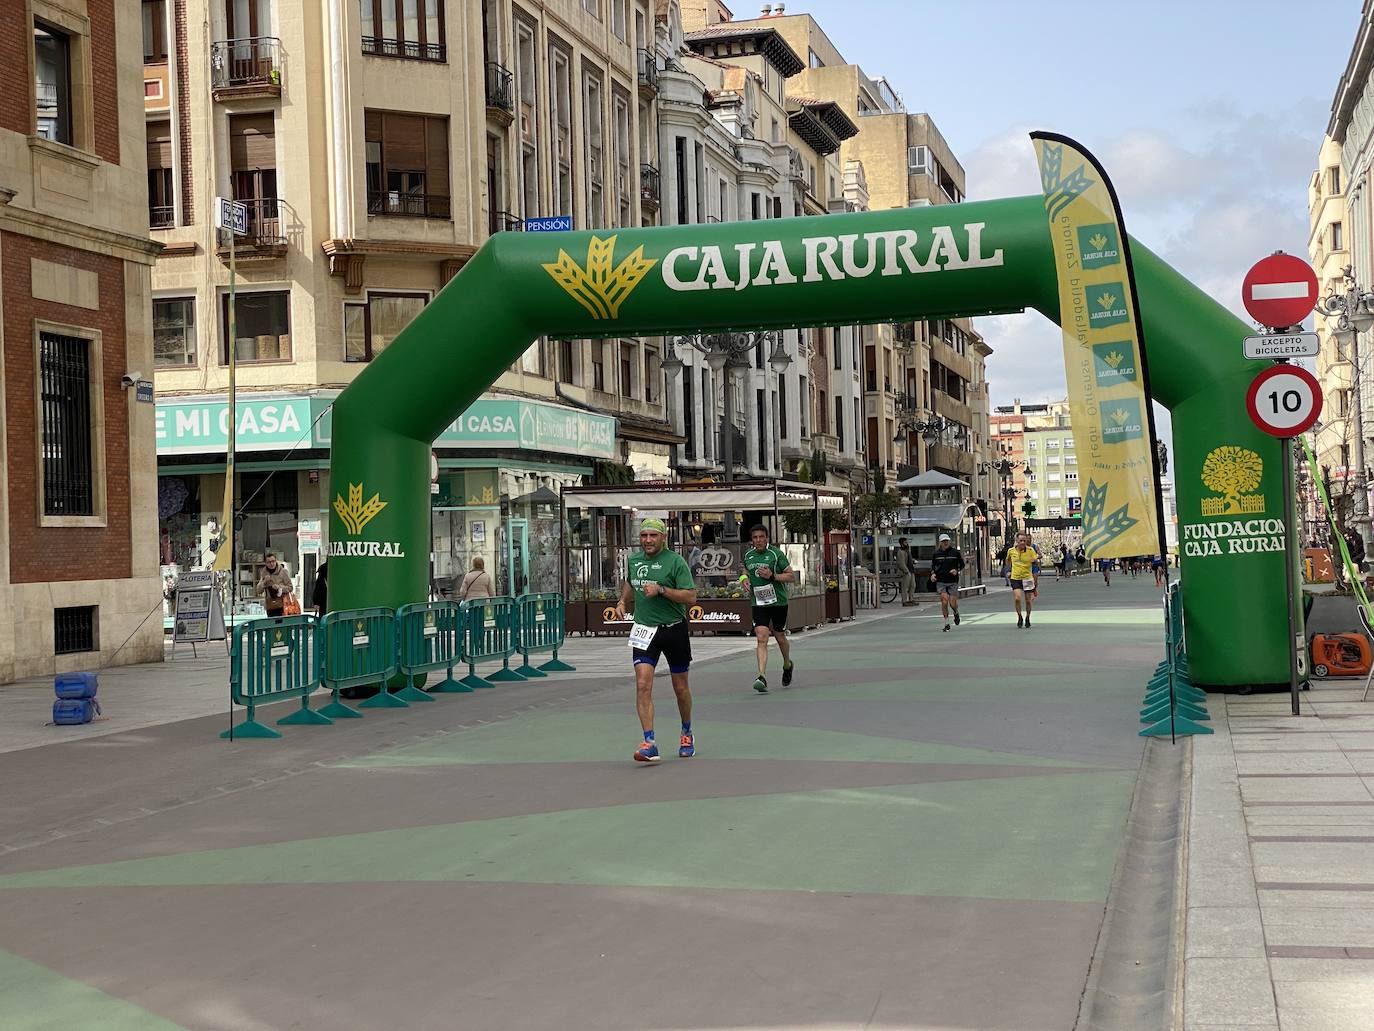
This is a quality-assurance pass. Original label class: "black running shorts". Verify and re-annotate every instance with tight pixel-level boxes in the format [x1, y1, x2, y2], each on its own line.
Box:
[631, 619, 692, 674]
[751, 605, 788, 632]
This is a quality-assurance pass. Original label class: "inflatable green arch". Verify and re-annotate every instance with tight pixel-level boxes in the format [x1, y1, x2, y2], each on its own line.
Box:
[327, 194, 1289, 688]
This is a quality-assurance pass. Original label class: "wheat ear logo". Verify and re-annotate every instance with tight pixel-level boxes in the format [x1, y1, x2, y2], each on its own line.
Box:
[1088, 232, 1109, 250]
[1108, 407, 1130, 427]
[542, 234, 658, 320]
[1103, 350, 1125, 369]
[333, 483, 387, 535]
[1097, 292, 1118, 311]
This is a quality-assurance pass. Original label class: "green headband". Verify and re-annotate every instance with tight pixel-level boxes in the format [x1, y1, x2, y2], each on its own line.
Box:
[639, 518, 667, 534]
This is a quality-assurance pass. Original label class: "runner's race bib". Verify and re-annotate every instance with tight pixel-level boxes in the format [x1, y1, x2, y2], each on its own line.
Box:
[753, 583, 777, 606]
[628, 622, 658, 650]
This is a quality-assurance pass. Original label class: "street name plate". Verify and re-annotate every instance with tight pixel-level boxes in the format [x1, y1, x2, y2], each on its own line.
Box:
[1242, 332, 1319, 359]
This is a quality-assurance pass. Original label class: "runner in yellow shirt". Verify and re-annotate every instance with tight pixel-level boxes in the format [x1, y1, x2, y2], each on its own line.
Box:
[1008, 532, 1039, 629]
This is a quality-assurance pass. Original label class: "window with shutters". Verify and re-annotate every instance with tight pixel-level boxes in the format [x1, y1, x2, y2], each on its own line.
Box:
[550, 43, 574, 218]
[143, 0, 167, 62]
[364, 110, 451, 219]
[583, 66, 604, 229]
[228, 112, 282, 245]
[344, 292, 428, 362]
[147, 120, 174, 228]
[514, 19, 539, 218]
[612, 87, 631, 227]
[359, 0, 446, 62]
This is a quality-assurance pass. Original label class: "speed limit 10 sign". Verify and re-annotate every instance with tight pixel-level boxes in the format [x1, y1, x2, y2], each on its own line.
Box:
[1245, 364, 1322, 438]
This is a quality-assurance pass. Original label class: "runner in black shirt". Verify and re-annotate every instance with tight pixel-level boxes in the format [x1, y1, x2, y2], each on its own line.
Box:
[929, 534, 965, 632]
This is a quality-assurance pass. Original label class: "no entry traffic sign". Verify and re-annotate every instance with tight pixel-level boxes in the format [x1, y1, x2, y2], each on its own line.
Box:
[1242, 253, 1319, 329]
[1245, 364, 1322, 438]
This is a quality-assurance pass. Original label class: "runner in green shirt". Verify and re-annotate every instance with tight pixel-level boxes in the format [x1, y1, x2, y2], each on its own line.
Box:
[615, 517, 698, 762]
[741, 524, 796, 693]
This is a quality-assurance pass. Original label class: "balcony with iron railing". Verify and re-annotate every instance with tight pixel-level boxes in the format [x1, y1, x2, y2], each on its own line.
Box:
[489, 209, 524, 234]
[485, 62, 514, 126]
[640, 163, 660, 210]
[367, 190, 451, 219]
[637, 48, 658, 97]
[210, 37, 282, 100]
[35, 81, 57, 109]
[361, 35, 445, 63]
[214, 198, 287, 261]
[149, 204, 175, 230]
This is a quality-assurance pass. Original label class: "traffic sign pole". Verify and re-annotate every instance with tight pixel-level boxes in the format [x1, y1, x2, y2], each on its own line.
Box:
[1243, 250, 1321, 715]
[1245, 360, 1321, 715]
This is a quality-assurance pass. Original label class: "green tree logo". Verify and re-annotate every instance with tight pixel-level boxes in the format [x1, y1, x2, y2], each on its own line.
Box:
[1200, 446, 1264, 516]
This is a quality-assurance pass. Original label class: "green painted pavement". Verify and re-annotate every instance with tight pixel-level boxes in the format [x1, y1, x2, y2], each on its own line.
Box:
[0, 772, 1135, 902]
[0, 949, 186, 1031]
[695, 672, 1144, 705]
[329, 711, 1092, 767]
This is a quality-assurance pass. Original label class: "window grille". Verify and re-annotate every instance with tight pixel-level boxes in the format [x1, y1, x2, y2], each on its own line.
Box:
[39, 332, 93, 516]
[54, 605, 97, 655]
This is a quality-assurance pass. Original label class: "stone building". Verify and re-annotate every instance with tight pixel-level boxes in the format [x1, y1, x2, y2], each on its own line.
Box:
[145, 0, 670, 604]
[0, 0, 162, 681]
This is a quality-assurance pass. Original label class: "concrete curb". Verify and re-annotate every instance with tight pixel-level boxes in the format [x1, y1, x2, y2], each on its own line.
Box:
[1076, 736, 1191, 1030]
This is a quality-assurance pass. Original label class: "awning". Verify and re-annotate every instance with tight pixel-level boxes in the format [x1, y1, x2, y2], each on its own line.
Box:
[896, 470, 966, 489]
[563, 482, 849, 512]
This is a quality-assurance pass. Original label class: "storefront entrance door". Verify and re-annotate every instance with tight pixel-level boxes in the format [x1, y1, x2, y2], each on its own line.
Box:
[507, 518, 529, 597]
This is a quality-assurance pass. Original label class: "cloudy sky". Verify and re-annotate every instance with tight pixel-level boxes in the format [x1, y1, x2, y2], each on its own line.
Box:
[792, 0, 1364, 466]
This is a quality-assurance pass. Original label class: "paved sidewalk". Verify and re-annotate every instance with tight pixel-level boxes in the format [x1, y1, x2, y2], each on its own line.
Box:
[0, 600, 918, 754]
[1185, 680, 1374, 1031]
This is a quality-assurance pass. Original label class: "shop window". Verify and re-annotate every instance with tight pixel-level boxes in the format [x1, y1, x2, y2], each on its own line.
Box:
[34, 19, 74, 146]
[344, 292, 428, 362]
[364, 110, 451, 218]
[39, 330, 94, 516]
[221, 290, 290, 364]
[239, 469, 298, 514]
[154, 297, 196, 366]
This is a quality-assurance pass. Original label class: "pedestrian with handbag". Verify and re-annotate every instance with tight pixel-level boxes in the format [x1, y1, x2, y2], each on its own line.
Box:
[256, 553, 295, 617]
[459, 556, 494, 600]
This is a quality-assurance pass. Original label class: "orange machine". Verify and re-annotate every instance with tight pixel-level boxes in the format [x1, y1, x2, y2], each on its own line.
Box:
[1310, 633, 1373, 678]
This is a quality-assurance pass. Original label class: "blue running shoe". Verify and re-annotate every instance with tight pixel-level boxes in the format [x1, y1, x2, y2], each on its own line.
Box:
[678, 732, 695, 758]
[633, 739, 661, 763]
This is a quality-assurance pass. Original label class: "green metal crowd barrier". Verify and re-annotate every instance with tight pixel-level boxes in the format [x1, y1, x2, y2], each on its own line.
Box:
[221, 615, 327, 739]
[398, 601, 468, 693]
[221, 595, 571, 738]
[458, 596, 526, 689]
[514, 593, 576, 677]
[317, 610, 420, 714]
[1141, 583, 1212, 739]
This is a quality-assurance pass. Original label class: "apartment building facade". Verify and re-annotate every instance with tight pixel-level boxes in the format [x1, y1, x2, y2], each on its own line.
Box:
[724, 6, 994, 503]
[641, 4, 868, 491]
[146, 0, 668, 605]
[0, 0, 162, 681]
[991, 401, 1082, 524]
[1309, 135, 1360, 528]
[1327, 10, 1374, 537]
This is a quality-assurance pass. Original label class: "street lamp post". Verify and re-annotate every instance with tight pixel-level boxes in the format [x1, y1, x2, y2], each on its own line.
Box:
[1316, 265, 1374, 537]
[662, 331, 791, 482]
